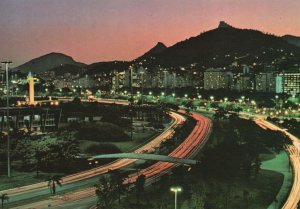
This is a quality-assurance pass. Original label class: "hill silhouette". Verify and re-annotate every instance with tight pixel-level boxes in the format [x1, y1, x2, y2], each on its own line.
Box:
[282, 35, 300, 47]
[14, 52, 86, 74]
[136, 42, 167, 60]
[152, 23, 300, 67]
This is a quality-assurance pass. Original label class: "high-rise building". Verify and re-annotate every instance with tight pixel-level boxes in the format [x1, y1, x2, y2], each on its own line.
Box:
[255, 73, 277, 92]
[234, 75, 254, 92]
[281, 70, 300, 96]
[274, 75, 283, 93]
[204, 68, 232, 90]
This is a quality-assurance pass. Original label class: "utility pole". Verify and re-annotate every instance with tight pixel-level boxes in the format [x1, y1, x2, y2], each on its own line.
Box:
[2, 61, 12, 178]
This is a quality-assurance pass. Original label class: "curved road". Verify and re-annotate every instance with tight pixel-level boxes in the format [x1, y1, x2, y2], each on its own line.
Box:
[254, 118, 300, 209]
[10, 111, 212, 209]
[3, 111, 185, 207]
[124, 112, 212, 186]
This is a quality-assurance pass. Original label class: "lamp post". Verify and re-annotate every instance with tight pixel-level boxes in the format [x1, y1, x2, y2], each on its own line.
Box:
[1, 61, 12, 178]
[170, 186, 182, 209]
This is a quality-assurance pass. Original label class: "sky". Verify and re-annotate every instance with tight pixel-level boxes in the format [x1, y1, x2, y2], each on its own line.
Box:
[1, 0, 300, 67]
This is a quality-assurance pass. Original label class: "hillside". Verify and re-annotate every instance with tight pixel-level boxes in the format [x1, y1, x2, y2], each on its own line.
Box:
[136, 42, 167, 60]
[49, 64, 86, 76]
[147, 22, 300, 67]
[14, 52, 86, 74]
[86, 61, 131, 75]
[283, 35, 300, 47]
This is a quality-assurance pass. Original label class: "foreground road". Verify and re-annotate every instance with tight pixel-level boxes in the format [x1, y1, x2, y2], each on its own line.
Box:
[12, 112, 212, 209]
[124, 112, 212, 186]
[255, 118, 300, 209]
[3, 111, 185, 207]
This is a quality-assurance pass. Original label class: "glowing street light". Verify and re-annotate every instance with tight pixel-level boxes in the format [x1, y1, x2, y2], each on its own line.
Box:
[170, 187, 182, 209]
[210, 96, 214, 101]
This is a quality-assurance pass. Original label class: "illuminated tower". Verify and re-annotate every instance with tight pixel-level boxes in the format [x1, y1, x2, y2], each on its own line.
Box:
[28, 72, 35, 105]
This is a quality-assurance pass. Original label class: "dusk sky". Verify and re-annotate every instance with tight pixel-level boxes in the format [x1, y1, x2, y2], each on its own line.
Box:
[1, 0, 300, 66]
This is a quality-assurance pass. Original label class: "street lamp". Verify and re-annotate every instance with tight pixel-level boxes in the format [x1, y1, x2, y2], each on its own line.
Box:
[170, 186, 182, 209]
[1, 61, 12, 178]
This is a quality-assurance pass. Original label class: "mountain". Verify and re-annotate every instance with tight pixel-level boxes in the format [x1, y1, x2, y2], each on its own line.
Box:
[49, 64, 86, 76]
[14, 52, 86, 74]
[136, 42, 167, 60]
[148, 21, 300, 67]
[86, 61, 131, 75]
[282, 35, 300, 47]
[218, 21, 234, 29]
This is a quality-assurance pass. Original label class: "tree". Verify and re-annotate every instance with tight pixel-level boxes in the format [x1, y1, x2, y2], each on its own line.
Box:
[214, 107, 228, 121]
[135, 174, 146, 204]
[47, 175, 62, 195]
[233, 107, 243, 115]
[109, 170, 128, 204]
[0, 193, 9, 209]
[72, 96, 81, 105]
[95, 176, 118, 209]
[243, 189, 250, 209]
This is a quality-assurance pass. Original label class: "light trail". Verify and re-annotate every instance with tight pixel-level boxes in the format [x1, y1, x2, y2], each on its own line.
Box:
[254, 119, 300, 209]
[2, 111, 185, 205]
[10, 111, 212, 209]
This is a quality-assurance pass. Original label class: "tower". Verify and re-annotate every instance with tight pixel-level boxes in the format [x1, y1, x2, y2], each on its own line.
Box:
[28, 72, 35, 105]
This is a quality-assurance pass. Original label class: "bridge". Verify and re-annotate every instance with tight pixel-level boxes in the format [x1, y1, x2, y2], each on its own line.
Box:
[90, 153, 198, 165]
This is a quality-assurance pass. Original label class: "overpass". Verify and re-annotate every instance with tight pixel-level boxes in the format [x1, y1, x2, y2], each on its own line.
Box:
[90, 153, 198, 165]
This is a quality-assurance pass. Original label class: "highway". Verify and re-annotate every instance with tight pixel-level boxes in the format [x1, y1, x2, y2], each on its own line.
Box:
[283, 145, 300, 209]
[3, 111, 185, 207]
[254, 118, 300, 209]
[10, 111, 212, 209]
[124, 112, 212, 186]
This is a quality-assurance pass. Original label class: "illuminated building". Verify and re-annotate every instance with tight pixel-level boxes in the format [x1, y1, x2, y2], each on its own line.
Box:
[204, 68, 232, 90]
[281, 70, 300, 96]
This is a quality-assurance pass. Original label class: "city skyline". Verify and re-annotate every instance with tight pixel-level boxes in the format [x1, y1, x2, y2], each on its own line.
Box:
[1, 0, 300, 66]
